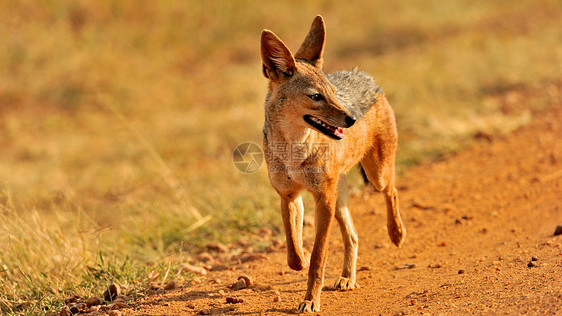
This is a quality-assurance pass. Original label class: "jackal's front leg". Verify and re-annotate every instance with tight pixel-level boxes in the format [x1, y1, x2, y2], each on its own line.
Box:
[280, 194, 310, 271]
[298, 192, 336, 313]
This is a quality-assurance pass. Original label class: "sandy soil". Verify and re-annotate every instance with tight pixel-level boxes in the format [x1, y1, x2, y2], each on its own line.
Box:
[120, 103, 562, 316]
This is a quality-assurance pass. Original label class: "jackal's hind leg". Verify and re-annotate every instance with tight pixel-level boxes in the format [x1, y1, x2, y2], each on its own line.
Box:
[333, 175, 359, 290]
[360, 144, 406, 247]
[383, 185, 405, 247]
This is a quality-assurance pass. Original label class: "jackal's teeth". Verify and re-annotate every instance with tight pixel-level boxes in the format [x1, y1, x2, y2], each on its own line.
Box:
[305, 115, 344, 139]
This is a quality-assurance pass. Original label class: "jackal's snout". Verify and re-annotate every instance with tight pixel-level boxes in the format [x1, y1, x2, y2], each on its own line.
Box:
[323, 100, 355, 128]
[303, 105, 356, 140]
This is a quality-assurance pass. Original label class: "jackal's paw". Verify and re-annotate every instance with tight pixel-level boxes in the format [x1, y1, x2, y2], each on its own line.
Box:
[388, 222, 406, 248]
[288, 249, 311, 271]
[333, 276, 359, 291]
[297, 300, 319, 313]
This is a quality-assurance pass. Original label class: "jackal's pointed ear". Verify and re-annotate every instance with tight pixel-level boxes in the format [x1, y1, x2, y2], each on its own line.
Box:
[294, 15, 326, 69]
[261, 30, 296, 81]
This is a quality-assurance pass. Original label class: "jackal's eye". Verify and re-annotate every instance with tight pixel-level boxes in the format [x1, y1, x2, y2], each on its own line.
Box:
[308, 93, 324, 101]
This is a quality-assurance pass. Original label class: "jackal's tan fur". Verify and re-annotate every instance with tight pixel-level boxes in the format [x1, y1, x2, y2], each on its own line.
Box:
[261, 15, 406, 313]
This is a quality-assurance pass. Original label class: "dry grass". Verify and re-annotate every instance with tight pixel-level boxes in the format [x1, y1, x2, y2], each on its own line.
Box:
[1, 0, 561, 314]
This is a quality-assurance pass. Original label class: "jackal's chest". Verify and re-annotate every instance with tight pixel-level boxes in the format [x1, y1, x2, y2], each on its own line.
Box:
[264, 142, 333, 193]
[267, 161, 327, 194]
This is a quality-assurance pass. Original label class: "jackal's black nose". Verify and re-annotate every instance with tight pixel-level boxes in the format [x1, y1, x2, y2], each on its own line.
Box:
[345, 115, 356, 127]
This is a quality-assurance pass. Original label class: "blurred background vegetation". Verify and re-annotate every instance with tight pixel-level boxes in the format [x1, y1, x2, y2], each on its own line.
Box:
[1, 0, 561, 314]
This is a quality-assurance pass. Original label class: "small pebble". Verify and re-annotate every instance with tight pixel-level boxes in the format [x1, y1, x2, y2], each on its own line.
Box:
[86, 296, 103, 307]
[108, 311, 121, 316]
[164, 280, 177, 290]
[226, 296, 245, 304]
[531, 255, 539, 261]
[238, 275, 253, 286]
[233, 278, 247, 290]
[554, 225, 562, 236]
[528, 261, 538, 268]
[206, 242, 229, 253]
[273, 295, 282, 302]
[395, 263, 417, 270]
[110, 301, 130, 310]
[458, 269, 465, 274]
[180, 264, 207, 276]
[187, 302, 196, 309]
[103, 283, 120, 302]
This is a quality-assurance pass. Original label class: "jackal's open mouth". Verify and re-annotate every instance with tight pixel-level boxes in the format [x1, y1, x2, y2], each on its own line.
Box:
[303, 115, 344, 140]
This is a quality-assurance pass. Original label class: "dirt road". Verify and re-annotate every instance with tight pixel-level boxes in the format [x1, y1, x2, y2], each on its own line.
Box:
[122, 103, 561, 315]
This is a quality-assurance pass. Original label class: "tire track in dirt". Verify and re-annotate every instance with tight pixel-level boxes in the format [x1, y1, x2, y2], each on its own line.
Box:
[122, 103, 562, 315]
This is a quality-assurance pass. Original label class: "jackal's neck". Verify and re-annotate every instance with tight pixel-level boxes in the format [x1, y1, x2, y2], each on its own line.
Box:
[264, 116, 312, 145]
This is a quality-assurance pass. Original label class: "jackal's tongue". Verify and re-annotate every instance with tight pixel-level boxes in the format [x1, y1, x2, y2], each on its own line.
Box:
[325, 124, 344, 138]
[335, 127, 344, 138]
